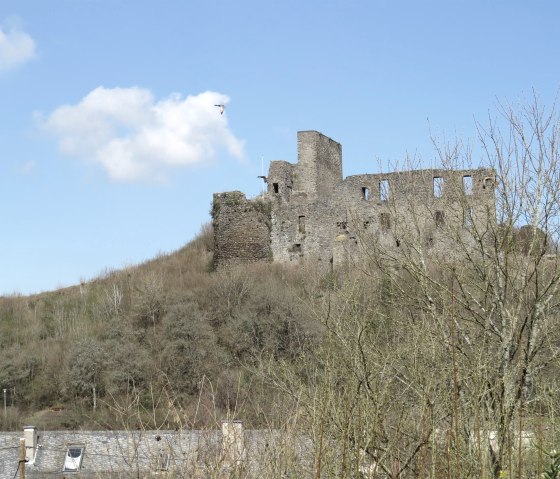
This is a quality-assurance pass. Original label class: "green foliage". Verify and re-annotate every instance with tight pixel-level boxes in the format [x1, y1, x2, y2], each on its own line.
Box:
[133, 273, 166, 329]
[543, 449, 560, 479]
[0, 225, 318, 429]
[65, 338, 106, 399]
[0, 345, 38, 389]
[250, 198, 272, 230]
[104, 340, 154, 395]
[160, 301, 220, 394]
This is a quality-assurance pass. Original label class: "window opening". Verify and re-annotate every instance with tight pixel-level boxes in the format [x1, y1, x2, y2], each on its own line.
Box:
[272, 183, 279, 194]
[298, 215, 306, 234]
[483, 177, 494, 189]
[156, 453, 171, 471]
[464, 207, 474, 227]
[435, 210, 445, 227]
[463, 175, 473, 195]
[362, 187, 370, 200]
[63, 446, 85, 472]
[433, 177, 444, 198]
[379, 180, 390, 202]
[380, 213, 391, 231]
[290, 244, 302, 254]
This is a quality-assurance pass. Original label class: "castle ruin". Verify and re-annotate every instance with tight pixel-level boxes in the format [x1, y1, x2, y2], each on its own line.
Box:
[212, 131, 496, 270]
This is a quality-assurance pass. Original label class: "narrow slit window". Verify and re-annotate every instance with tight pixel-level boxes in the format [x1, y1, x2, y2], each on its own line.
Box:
[379, 180, 390, 202]
[298, 215, 306, 234]
[272, 183, 279, 194]
[463, 175, 473, 195]
[433, 177, 444, 198]
[435, 210, 445, 227]
[380, 213, 391, 231]
[362, 187, 370, 200]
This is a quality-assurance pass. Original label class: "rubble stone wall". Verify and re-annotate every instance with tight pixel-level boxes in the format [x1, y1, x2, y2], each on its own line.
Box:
[212, 132, 496, 271]
[212, 191, 271, 269]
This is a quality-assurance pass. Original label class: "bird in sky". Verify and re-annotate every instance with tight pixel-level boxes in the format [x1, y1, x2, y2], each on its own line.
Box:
[214, 104, 225, 115]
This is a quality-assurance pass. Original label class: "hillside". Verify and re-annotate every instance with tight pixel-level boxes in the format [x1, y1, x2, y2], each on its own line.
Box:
[2, 213, 560, 477]
[0, 224, 321, 431]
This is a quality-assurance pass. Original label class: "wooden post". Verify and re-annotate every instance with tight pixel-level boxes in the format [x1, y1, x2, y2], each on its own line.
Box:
[19, 437, 25, 479]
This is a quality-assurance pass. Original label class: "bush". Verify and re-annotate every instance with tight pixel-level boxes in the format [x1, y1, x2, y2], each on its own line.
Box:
[64, 338, 106, 399]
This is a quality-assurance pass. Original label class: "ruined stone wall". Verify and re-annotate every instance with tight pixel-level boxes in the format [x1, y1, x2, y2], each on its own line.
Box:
[267, 161, 294, 201]
[212, 191, 272, 269]
[270, 198, 338, 267]
[265, 131, 343, 269]
[293, 131, 342, 201]
[332, 168, 497, 264]
[212, 131, 497, 271]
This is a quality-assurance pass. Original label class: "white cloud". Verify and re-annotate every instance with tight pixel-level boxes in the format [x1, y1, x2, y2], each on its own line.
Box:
[0, 25, 36, 71]
[43, 87, 246, 182]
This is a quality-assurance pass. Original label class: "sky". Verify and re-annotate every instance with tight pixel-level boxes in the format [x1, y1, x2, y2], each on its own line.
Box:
[1, 0, 559, 295]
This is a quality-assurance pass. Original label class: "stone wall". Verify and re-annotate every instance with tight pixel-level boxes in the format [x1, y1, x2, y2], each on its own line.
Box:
[212, 132, 497, 271]
[332, 168, 496, 264]
[267, 161, 294, 201]
[212, 191, 272, 269]
[294, 131, 342, 201]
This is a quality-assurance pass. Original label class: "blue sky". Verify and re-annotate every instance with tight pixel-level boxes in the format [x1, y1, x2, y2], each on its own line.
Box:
[1, 0, 559, 295]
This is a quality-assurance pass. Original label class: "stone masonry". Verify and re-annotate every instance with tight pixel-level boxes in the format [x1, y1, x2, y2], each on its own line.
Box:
[212, 131, 496, 270]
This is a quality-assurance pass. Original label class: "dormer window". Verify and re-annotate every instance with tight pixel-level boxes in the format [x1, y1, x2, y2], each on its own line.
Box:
[156, 453, 170, 471]
[63, 445, 85, 472]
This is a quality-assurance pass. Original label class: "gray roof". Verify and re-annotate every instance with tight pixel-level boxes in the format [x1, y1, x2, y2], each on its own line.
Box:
[0, 429, 222, 478]
[0, 428, 312, 478]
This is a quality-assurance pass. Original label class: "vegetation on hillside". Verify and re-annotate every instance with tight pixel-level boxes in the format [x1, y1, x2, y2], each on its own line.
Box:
[0, 223, 320, 431]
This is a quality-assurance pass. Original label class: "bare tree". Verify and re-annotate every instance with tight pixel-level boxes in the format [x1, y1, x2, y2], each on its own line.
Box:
[257, 96, 560, 478]
[356, 95, 560, 477]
